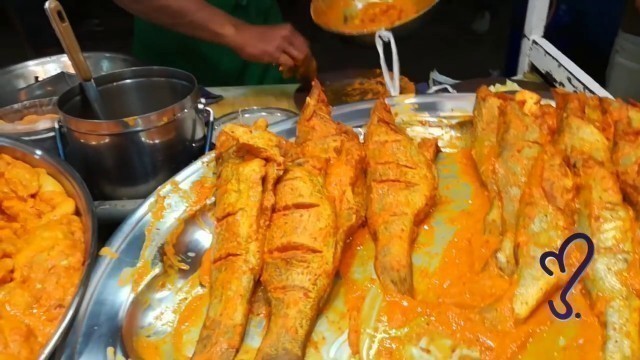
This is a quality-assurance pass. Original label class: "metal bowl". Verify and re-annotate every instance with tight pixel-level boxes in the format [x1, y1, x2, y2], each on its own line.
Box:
[0, 137, 97, 360]
[0, 98, 61, 157]
[0, 52, 140, 107]
[311, 0, 439, 44]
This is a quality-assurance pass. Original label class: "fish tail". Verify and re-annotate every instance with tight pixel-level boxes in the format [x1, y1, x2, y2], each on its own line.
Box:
[193, 259, 257, 359]
[256, 290, 321, 360]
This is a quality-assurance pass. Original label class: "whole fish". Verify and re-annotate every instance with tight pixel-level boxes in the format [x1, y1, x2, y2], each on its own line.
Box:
[294, 81, 366, 270]
[554, 90, 640, 359]
[471, 86, 508, 241]
[493, 90, 556, 276]
[364, 98, 438, 296]
[193, 120, 284, 360]
[256, 164, 337, 360]
[512, 147, 576, 320]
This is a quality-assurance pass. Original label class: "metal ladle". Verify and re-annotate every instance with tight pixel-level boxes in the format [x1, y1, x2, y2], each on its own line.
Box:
[45, 0, 108, 120]
[122, 207, 214, 358]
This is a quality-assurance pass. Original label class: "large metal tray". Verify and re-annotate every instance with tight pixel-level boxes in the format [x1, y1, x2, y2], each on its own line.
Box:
[60, 94, 477, 359]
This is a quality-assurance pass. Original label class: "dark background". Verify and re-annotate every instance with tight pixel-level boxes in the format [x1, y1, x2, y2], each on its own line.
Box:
[0, 0, 630, 85]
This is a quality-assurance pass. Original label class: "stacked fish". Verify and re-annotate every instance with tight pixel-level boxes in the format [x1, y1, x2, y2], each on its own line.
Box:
[192, 81, 439, 359]
[472, 86, 640, 359]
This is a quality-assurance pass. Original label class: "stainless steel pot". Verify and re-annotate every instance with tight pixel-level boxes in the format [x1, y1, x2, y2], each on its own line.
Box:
[0, 97, 62, 157]
[0, 136, 97, 360]
[56, 67, 214, 201]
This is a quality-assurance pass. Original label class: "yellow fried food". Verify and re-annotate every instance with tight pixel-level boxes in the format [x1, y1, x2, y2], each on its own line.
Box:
[0, 154, 84, 359]
[193, 119, 284, 359]
[494, 90, 557, 276]
[364, 98, 438, 297]
[257, 164, 337, 360]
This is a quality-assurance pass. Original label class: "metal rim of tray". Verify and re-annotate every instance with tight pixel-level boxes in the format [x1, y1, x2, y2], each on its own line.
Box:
[61, 93, 476, 359]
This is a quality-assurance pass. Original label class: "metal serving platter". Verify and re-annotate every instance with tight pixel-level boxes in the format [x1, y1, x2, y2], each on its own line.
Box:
[60, 94, 477, 359]
[0, 137, 97, 360]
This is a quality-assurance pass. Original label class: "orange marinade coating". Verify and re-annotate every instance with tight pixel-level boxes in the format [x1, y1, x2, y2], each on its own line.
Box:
[351, 1, 416, 29]
[313, 0, 433, 33]
[0, 154, 85, 359]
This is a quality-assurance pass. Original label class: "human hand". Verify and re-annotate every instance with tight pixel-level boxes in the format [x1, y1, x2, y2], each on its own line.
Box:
[229, 23, 310, 67]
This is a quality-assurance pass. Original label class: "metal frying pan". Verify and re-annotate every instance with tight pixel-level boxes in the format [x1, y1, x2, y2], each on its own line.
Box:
[311, 0, 440, 44]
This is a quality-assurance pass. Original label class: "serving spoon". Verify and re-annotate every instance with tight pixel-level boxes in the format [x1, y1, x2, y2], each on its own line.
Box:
[45, 0, 108, 120]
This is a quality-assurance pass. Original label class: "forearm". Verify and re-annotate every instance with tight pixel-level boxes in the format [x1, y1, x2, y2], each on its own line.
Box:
[114, 0, 242, 47]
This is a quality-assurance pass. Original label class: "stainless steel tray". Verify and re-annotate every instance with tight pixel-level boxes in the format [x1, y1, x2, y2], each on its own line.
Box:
[60, 93, 476, 359]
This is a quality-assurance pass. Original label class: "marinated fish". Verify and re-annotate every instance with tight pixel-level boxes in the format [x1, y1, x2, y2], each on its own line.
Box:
[494, 90, 556, 276]
[471, 86, 508, 239]
[512, 147, 577, 320]
[256, 164, 337, 360]
[364, 98, 438, 296]
[612, 100, 640, 213]
[578, 161, 640, 360]
[554, 90, 615, 168]
[294, 81, 366, 269]
[193, 120, 284, 360]
[554, 90, 640, 359]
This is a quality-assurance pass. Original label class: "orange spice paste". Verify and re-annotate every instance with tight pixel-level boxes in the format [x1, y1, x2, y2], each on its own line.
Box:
[313, 0, 436, 33]
[340, 150, 603, 359]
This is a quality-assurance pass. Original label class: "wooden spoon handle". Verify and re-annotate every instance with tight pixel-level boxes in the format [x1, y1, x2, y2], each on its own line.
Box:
[44, 0, 93, 82]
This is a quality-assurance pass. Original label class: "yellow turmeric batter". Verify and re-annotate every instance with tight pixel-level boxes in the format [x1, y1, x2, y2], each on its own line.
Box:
[0, 154, 85, 359]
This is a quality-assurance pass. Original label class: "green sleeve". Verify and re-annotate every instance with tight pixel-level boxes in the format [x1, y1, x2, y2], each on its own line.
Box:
[132, 0, 294, 86]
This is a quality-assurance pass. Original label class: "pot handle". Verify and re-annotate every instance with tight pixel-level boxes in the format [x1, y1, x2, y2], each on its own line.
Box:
[199, 102, 215, 154]
[54, 120, 66, 160]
